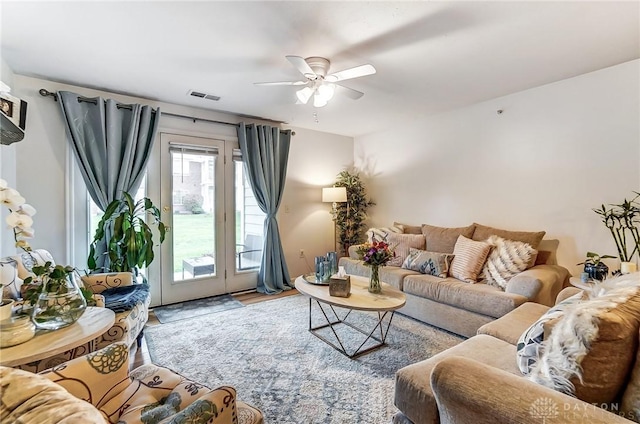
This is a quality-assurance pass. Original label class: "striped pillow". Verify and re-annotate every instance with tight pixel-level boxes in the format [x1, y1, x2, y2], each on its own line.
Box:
[450, 235, 492, 283]
[483, 235, 537, 290]
[385, 233, 426, 267]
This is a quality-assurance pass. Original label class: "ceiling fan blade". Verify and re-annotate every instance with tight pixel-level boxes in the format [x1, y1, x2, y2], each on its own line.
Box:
[335, 84, 364, 100]
[286, 55, 316, 78]
[325, 64, 376, 82]
[254, 81, 307, 86]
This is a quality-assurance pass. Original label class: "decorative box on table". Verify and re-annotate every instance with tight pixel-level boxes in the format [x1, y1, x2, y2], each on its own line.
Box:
[329, 275, 351, 298]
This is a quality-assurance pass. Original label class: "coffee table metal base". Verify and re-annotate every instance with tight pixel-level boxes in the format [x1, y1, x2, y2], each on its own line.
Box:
[307, 298, 396, 358]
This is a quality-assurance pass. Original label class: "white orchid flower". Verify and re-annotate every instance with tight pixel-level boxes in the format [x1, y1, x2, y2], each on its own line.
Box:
[0, 179, 7, 189]
[0, 188, 25, 210]
[18, 227, 35, 238]
[6, 211, 33, 230]
[18, 203, 36, 216]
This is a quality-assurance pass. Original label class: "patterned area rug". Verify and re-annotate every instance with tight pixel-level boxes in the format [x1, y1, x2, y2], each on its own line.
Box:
[145, 294, 463, 423]
[153, 294, 244, 324]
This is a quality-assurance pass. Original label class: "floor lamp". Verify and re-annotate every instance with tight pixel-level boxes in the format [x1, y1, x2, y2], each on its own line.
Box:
[322, 187, 347, 253]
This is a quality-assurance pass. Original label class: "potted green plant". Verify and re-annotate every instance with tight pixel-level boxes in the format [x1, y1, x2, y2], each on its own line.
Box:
[593, 192, 640, 272]
[333, 170, 375, 255]
[577, 251, 616, 281]
[88, 192, 167, 281]
[22, 262, 87, 330]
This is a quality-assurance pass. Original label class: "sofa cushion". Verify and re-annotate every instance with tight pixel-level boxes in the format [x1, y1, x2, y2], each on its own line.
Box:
[395, 334, 518, 424]
[516, 291, 585, 375]
[420, 223, 475, 254]
[471, 223, 546, 250]
[535, 239, 559, 265]
[529, 275, 640, 404]
[478, 302, 551, 345]
[401, 248, 454, 278]
[385, 233, 426, 267]
[622, 329, 640, 422]
[482, 235, 538, 290]
[450, 235, 491, 283]
[394, 221, 422, 234]
[402, 274, 527, 318]
[0, 366, 108, 423]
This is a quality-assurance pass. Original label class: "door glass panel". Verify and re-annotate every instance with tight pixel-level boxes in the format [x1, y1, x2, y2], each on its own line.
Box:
[235, 160, 265, 271]
[172, 150, 216, 281]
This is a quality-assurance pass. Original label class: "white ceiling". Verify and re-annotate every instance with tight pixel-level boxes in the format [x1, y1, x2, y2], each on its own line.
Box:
[1, 1, 638, 137]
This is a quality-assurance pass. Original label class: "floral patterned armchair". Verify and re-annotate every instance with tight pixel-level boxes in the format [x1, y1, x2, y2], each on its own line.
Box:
[0, 249, 149, 372]
[1, 342, 263, 424]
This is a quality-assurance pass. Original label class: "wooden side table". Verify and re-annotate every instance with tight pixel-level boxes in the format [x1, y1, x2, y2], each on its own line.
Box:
[0, 307, 115, 370]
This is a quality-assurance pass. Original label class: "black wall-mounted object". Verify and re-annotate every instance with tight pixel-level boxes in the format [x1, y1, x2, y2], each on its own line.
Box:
[0, 93, 27, 145]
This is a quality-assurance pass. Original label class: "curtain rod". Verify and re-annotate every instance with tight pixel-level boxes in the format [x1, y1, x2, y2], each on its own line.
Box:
[39, 88, 295, 135]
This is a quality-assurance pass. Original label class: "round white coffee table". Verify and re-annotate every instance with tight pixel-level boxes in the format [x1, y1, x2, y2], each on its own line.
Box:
[0, 306, 115, 367]
[295, 274, 406, 358]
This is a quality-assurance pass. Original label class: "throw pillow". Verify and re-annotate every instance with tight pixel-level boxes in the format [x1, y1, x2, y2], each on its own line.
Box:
[384, 233, 426, 267]
[421, 224, 476, 254]
[482, 235, 537, 290]
[401, 248, 454, 278]
[365, 225, 403, 243]
[528, 273, 640, 404]
[516, 291, 585, 375]
[449, 235, 492, 283]
[471, 223, 546, 250]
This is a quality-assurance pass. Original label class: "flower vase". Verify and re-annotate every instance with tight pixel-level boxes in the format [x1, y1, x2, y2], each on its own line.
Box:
[369, 265, 381, 294]
[31, 275, 87, 330]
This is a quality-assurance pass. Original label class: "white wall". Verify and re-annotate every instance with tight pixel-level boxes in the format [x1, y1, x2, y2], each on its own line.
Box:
[281, 126, 354, 278]
[354, 59, 640, 276]
[9, 75, 353, 302]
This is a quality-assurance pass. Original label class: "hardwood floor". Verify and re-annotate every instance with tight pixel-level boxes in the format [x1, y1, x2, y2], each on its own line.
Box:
[129, 289, 299, 369]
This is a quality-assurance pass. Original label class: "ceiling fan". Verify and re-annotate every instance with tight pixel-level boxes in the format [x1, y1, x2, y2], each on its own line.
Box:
[255, 55, 376, 107]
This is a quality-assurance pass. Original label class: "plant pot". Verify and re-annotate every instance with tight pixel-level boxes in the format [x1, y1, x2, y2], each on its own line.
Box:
[620, 261, 638, 274]
[584, 262, 609, 281]
[31, 275, 87, 330]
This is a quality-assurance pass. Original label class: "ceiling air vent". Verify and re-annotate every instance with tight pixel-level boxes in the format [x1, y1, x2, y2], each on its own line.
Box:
[188, 90, 220, 101]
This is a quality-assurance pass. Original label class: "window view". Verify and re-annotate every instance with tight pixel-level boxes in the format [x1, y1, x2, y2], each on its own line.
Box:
[235, 158, 265, 271]
[171, 151, 216, 281]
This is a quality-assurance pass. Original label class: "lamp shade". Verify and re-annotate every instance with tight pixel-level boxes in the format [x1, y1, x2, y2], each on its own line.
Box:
[322, 187, 347, 203]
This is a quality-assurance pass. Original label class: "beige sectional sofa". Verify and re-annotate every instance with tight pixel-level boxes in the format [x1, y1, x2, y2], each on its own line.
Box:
[338, 222, 571, 337]
[392, 277, 640, 424]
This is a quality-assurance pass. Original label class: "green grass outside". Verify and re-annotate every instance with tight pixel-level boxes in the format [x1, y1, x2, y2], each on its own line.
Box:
[171, 212, 241, 272]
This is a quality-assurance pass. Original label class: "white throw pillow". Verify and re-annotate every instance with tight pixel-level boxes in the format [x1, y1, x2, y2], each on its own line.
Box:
[482, 235, 537, 290]
[365, 225, 403, 243]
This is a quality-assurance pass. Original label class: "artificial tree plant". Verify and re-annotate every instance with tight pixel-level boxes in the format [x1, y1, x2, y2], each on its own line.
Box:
[593, 191, 640, 266]
[333, 170, 375, 255]
[88, 192, 166, 280]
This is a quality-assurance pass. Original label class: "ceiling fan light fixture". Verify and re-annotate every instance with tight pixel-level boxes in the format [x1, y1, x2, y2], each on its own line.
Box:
[296, 86, 314, 104]
[317, 83, 335, 102]
[313, 92, 328, 108]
